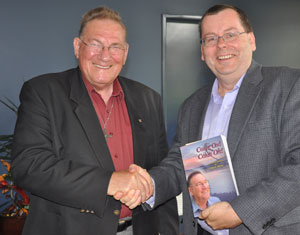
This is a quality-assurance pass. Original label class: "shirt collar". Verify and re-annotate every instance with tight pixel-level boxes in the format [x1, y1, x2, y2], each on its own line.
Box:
[211, 72, 246, 102]
[191, 196, 201, 216]
[191, 196, 219, 217]
[82, 76, 124, 101]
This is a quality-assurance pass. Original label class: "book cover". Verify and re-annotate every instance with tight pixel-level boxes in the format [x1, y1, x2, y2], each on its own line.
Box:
[180, 135, 239, 204]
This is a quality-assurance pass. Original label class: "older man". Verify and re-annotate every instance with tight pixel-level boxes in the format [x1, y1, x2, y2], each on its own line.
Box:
[188, 171, 227, 235]
[11, 6, 178, 235]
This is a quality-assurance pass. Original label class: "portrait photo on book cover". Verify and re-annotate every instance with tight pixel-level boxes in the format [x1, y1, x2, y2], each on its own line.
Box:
[181, 135, 239, 204]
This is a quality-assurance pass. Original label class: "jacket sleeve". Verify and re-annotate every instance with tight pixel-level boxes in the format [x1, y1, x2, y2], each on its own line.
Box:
[230, 70, 300, 234]
[11, 80, 113, 218]
[149, 101, 186, 207]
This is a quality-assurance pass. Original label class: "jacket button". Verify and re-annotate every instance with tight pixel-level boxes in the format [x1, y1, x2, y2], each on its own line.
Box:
[192, 220, 196, 227]
[262, 223, 268, 229]
[113, 210, 120, 216]
[263, 218, 276, 229]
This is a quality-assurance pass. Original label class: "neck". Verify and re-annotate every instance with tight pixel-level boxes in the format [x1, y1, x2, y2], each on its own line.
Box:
[195, 198, 208, 210]
[217, 60, 251, 98]
[217, 75, 241, 98]
[95, 84, 113, 105]
[218, 82, 235, 98]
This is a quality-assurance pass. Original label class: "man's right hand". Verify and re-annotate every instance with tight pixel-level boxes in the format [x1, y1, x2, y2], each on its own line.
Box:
[107, 166, 153, 204]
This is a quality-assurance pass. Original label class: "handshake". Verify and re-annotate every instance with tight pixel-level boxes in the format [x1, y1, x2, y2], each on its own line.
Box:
[107, 164, 154, 209]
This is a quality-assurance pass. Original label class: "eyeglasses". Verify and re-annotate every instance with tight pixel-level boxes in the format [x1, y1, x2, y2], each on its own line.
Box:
[201, 32, 247, 47]
[191, 180, 209, 188]
[79, 38, 126, 56]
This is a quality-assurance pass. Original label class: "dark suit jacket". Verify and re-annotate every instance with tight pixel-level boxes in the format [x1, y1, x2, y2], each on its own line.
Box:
[150, 61, 300, 235]
[11, 67, 179, 235]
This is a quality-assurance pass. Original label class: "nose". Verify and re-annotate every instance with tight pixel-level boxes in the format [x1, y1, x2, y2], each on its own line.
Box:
[217, 36, 227, 48]
[98, 46, 111, 60]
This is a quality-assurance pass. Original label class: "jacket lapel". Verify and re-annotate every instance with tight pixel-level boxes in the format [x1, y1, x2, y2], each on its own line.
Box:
[189, 85, 212, 142]
[69, 69, 115, 170]
[227, 61, 264, 158]
[119, 77, 147, 167]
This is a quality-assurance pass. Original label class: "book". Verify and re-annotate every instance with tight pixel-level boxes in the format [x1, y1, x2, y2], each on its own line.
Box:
[180, 135, 239, 204]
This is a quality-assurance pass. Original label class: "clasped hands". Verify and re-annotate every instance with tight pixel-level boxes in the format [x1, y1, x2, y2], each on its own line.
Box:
[107, 164, 153, 209]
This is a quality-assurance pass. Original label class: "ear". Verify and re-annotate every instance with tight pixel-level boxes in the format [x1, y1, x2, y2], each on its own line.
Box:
[122, 43, 129, 65]
[201, 45, 205, 61]
[73, 37, 80, 59]
[248, 32, 256, 52]
[188, 186, 193, 196]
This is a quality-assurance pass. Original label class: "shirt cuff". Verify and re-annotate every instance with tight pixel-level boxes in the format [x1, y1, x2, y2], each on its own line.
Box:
[144, 177, 156, 209]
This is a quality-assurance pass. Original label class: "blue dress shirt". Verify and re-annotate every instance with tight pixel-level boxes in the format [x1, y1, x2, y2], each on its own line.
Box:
[202, 75, 245, 140]
[147, 74, 246, 234]
[198, 74, 245, 234]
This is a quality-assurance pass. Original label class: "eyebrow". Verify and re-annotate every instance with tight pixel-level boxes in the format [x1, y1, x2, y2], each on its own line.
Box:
[89, 38, 124, 47]
[223, 27, 240, 32]
[88, 39, 103, 44]
[203, 27, 240, 37]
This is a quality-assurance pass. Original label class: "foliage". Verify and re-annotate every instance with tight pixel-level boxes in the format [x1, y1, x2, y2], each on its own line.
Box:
[0, 98, 30, 217]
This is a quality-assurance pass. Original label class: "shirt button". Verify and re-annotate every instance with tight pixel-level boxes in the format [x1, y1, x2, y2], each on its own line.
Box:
[114, 154, 118, 159]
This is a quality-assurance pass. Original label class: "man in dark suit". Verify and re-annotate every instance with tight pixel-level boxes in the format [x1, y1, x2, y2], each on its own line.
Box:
[122, 4, 300, 235]
[11, 6, 178, 235]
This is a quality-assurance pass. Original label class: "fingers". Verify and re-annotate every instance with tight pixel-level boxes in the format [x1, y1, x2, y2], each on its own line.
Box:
[133, 171, 150, 201]
[113, 191, 124, 200]
[199, 208, 209, 219]
[199, 202, 242, 230]
[129, 164, 153, 199]
[129, 164, 139, 173]
[108, 166, 154, 207]
[119, 189, 142, 209]
[127, 164, 153, 200]
[139, 169, 153, 198]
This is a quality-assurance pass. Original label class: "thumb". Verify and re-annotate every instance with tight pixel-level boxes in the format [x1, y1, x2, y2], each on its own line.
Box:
[129, 164, 139, 173]
[113, 191, 124, 200]
[199, 209, 209, 220]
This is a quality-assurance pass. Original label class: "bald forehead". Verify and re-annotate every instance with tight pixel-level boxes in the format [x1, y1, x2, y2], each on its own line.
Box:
[81, 18, 127, 40]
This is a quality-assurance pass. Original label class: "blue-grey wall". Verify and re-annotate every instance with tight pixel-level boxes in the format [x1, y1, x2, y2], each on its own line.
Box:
[1, 0, 300, 135]
[1, 0, 300, 206]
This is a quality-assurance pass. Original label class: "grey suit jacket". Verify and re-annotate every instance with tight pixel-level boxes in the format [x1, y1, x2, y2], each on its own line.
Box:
[11, 67, 179, 235]
[150, 61, 300, 235]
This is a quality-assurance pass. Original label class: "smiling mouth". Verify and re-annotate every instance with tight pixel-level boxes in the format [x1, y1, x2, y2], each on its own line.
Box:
[93, 63, 112, 69]
[218, 54, 234, 60]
